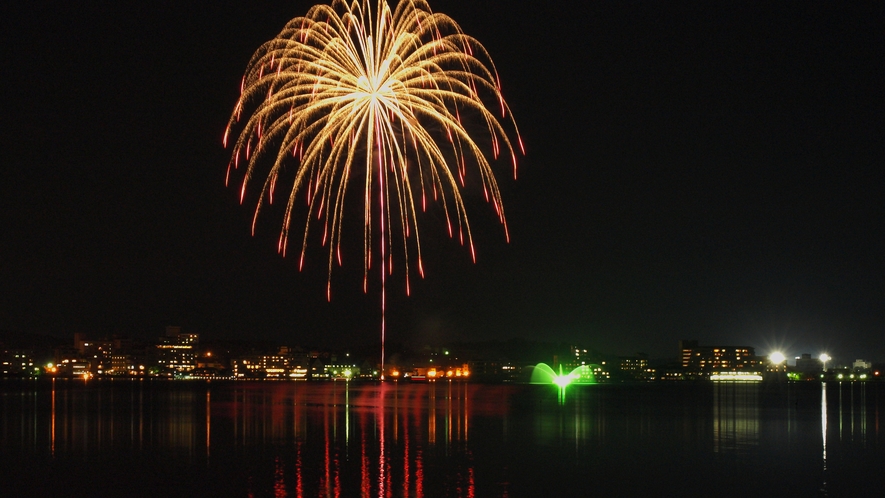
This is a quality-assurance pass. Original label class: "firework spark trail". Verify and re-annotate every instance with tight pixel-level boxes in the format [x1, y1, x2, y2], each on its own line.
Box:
[225, 0, 522, 378]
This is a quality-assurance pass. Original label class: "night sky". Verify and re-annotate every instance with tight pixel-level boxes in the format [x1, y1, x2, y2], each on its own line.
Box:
[2, 1, 882, 362]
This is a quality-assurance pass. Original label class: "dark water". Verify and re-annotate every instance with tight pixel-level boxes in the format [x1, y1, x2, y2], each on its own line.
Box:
[1, 379, 883, 497]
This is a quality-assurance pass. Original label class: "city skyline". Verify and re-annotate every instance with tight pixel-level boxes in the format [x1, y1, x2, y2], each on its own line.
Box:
[2, 1, 882, 362]
[3, 325, 880, 375]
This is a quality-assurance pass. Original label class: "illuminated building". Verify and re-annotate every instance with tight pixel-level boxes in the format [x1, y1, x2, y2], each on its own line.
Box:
[660, 369, 686, 381]
[232, 347, 310, 379]
[618, 353, 655, 380]
[853, 359, 872, 372]
[572, 346, 592, 366]
[70, 334, 114, 375]
[156, 326, 198, 372]
[680, 340, 760, 378]
[87, 341, 112, 375]
[0, 349, 36, 376]
[54, 358, 91, 377]
[680, 340, 699, 368]
[110, 353, 134, 375]
[562, 345, 611, 381]
[106, 338, 136, 375]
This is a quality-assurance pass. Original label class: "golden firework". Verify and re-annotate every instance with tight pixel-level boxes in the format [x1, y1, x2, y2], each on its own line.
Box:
[225, 0, 522, 369]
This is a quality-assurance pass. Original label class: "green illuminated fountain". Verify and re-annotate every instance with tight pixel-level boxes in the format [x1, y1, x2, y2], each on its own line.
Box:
[530, 363, 598, 385]
[529, 363, 597, 403]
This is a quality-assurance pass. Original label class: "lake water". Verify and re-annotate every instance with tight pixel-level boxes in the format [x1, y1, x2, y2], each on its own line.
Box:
[1, 379, 883, 497]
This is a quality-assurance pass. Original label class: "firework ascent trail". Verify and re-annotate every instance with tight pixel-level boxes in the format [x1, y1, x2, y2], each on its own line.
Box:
[225, 0, 522, 378]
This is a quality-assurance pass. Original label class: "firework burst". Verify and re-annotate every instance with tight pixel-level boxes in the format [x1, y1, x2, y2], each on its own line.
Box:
[225, 0, 522, 374]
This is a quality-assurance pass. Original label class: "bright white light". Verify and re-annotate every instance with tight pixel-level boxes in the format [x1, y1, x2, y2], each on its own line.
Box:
[770, 352, 786, 364]
[711, 372, 763, 382]
[819, 353, 831, 362]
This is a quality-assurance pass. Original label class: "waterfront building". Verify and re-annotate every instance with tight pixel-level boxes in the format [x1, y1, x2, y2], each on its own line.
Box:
[853, 359, 872, 372]
[54, 358, 91, 377]
[680, 340, 760, 377]
[0, 349, 36, 376]
[618, 353, 655, 380]
[232, 347, 309, 379]
[565, 345, 611, 380]
[156, 326, 198, 372]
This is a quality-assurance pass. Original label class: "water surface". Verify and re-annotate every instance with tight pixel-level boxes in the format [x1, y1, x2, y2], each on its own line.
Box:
[1, 379, 882, 496]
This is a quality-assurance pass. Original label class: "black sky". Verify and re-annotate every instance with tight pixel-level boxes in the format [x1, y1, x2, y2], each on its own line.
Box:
[2, 0, 882, 362]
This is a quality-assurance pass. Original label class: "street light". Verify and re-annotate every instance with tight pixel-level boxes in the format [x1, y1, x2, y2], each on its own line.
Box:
[820, 353, 831, 372]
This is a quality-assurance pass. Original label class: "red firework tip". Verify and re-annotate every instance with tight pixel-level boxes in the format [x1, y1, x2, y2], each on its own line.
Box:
[239, 183, 246, 204]
[327, 282, 331, 302]
[298, 253, 304, 271]
[470, 243, 476, 263]
[518, 135, 526, 155]
[223, 127, 229, 147]
[418, 259, 424, 278]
